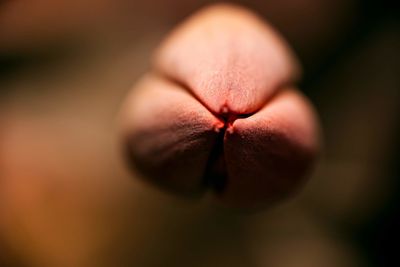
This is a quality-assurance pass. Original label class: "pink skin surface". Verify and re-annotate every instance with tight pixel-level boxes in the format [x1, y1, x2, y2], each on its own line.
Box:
[154, 5, 300, 115]
[120, 4, 320, 208]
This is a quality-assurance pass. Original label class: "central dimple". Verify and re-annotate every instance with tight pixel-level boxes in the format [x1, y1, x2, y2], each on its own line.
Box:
[202, 105, 252, 193]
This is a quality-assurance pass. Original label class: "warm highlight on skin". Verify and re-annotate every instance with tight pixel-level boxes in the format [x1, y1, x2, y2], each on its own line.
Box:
[120, 4, 320, 207]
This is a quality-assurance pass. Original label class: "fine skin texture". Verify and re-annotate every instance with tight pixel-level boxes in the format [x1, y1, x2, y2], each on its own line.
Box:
[120, 4, 320, 208]
[154, 4, 301, 115]
[121, 74, 222, 194]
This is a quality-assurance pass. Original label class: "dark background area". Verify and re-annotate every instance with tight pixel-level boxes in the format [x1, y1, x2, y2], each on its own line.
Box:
[0, 1, 398, 266]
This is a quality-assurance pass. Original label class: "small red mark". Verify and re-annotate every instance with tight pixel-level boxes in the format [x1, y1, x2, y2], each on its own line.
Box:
[215, 104, 252, 134]
[213, 121, 225, 133]
[220, 104, 229, 114]
[226, 125, 235, 134]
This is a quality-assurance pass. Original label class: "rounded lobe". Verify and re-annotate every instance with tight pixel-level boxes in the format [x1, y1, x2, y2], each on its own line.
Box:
[154, 4, 300, 115]
[119, 4, 320, 208]
[222, 89, 319, 207]
[120, 74, 223, 194]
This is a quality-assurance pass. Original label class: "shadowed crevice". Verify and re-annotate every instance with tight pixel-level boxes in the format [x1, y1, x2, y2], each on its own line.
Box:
[202, 112, 251, 193]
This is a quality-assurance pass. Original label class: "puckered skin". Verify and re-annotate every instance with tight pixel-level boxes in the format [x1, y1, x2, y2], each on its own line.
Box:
[120, 4, 320, 208]
[154, 4, 300, 115]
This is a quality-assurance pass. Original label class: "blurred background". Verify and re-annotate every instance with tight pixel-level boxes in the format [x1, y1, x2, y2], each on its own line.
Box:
[0, 0, 398, 266]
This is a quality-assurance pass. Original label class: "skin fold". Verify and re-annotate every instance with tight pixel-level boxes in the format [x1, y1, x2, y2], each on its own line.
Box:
[121, 74, 221, 194]
[154, 4, 300, 115]
[1, 1, 397, 266]
[120, 4, 320, 208]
